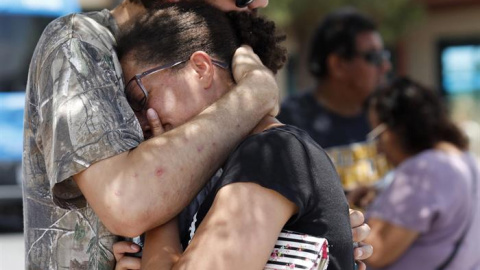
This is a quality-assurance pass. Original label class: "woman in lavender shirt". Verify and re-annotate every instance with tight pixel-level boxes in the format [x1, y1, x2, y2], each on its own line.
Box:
[351, 77, 480, 269]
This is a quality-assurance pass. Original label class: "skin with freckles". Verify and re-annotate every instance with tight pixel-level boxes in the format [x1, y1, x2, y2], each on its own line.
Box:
[155, 169, 165, 177]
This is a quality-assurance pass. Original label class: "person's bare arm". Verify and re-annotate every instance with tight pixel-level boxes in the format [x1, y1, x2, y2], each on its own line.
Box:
[73, 46, 279, 237]
[140, 182, 297, 270]
[364, 218, 419, 268]
[113, 209, 374, 269]
[140, 218, 183, 270]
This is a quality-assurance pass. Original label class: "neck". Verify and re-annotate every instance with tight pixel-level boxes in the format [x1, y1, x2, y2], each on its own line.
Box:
[251, 116, 282, 135]
[314, 80, 364, 117]
[434, 141, 462, 155]
[110, 1, 146, 28]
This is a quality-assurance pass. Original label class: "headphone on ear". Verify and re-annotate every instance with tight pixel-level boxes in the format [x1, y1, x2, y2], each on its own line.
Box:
[235, 0, 254, 8]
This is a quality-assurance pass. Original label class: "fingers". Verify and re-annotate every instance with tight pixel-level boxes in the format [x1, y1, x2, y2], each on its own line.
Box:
[147, 108, 164, 137]
[115, 256, 141, 270]
[113, 241, 140, 262]
[349, 209, 365, 228]
[352, 223, 371, 243]
[356, 261, 367, 270]
[354, 242, 373, 261]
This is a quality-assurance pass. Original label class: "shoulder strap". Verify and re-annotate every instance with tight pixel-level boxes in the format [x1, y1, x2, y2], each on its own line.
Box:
[436, 156, 477, 270]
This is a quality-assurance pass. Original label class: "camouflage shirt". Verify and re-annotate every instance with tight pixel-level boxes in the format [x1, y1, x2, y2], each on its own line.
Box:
[22, 10, 143, 270]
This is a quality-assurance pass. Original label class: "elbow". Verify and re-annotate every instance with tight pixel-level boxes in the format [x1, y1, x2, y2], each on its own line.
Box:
[99, 200, 155, 238]
[106, 222, 144, 238]
[101, 198, 177, 237]
[101, 210, 148, 238]
[96, 184, 179, 237]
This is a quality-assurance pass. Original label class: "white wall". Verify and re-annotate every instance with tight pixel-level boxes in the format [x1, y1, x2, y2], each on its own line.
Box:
[404, 5, 480, 89]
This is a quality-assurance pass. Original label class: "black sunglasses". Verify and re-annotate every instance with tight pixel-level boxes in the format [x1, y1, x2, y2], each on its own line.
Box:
[236, 0, 254, 8]
[355, 50, 391, 67]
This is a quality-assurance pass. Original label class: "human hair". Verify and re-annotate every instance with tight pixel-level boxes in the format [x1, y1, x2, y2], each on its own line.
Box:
[368, 77, 469, 154]
[309, 7, 377, 79]
[141, 0, 162, 8]
[127, 0, 166, 8]
[117, 1, 287, 74]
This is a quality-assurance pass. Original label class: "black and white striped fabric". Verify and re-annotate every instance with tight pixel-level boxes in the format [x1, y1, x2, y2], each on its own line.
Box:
[265, 230, 329, 270]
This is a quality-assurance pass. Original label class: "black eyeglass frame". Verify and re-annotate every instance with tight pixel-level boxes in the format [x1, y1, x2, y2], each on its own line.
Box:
[125, 59, 229, 112]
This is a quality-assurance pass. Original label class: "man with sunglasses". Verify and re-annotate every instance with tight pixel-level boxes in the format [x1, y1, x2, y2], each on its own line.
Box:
[278, 7, 391, 190]
[23, 0, 371, 269]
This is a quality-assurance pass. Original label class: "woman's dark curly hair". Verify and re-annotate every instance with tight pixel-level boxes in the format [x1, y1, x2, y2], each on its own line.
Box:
[368, 77, 468, 155]
[117, 1, 287, 74]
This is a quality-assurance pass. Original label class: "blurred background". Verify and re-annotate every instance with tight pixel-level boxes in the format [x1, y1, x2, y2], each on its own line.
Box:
[1, 0, 480, 268]
[262, 0, 480, 158]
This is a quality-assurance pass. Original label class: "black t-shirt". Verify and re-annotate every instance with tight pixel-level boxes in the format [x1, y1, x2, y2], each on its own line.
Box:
[278, 91, 370, 149]
[181, 125, 354, 270]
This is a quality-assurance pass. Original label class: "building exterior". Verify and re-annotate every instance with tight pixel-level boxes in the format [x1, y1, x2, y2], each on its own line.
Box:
[400, 0, 480, 155]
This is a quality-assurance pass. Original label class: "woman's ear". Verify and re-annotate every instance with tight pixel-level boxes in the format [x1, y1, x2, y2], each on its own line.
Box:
[190, 51, 214, 89]
[327, 54, 345, 79]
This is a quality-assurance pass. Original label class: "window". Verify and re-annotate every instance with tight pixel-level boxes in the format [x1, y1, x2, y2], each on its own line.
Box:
[438, 39, 480, 95]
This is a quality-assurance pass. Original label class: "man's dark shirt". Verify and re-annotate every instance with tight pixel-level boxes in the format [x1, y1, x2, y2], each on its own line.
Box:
[278, 91, 370, 149]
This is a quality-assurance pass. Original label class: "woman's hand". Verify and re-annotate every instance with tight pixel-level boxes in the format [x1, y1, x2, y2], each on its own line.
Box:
[350, 209, 373, 269]
[146, 108, 165, 137]
[113, 241, 142, 270]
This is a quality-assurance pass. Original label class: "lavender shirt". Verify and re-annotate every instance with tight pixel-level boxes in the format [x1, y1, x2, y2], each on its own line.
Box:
[367, 150, 480, 270]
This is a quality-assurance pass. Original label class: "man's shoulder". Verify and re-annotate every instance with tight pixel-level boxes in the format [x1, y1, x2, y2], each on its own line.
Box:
[45, 10, 114, 38]
[36, 10, 116, 60]
[278, 90, 318, 122]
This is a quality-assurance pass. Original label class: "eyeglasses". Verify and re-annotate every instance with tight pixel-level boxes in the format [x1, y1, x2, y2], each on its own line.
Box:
[355, 50, 390, 67]
[366, 123, 388, 142]
[125, 59, 229, 112]
[236, 0, 254, 8]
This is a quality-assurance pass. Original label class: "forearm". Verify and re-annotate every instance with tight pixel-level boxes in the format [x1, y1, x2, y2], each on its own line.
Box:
[75, 71, 277, 236]
[364, 218, 418, 268]
[142, 219, 182, 270]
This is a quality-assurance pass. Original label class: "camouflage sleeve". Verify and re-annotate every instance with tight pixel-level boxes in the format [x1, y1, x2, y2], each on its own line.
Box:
[36, 37, 143, 209]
